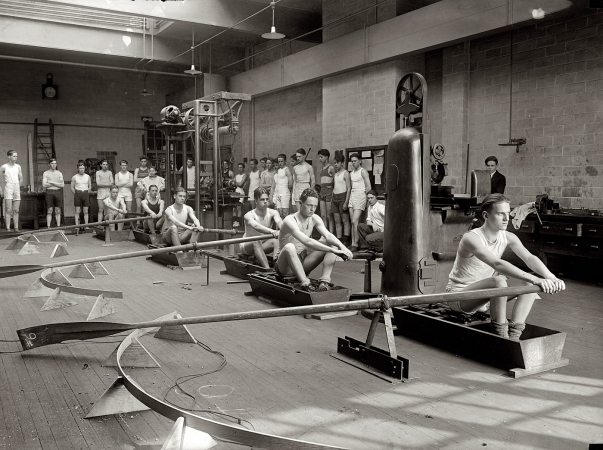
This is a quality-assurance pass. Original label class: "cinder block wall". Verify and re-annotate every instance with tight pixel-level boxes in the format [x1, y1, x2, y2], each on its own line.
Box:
[322, 56, 424, 151]
[238, 80, 323, 164]
[0, 60, 187, 216]
[467, 10, 603, 208]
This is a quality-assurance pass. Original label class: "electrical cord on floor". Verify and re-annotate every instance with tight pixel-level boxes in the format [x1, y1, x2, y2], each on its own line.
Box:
[162, 340, 255, 431]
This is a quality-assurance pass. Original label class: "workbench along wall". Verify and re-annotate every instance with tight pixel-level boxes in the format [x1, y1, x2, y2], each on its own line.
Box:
[0, 60, 188, 217]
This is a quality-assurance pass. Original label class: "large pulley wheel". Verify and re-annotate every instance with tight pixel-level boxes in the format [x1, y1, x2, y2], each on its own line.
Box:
[396, 73, 425, 118]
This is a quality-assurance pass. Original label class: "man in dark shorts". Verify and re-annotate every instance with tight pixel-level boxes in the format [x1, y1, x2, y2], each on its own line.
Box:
[42, 158, 64, 228]
[70, 162, 91, 232]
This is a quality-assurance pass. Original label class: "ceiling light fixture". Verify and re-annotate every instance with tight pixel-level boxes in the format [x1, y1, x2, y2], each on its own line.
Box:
[141, 73, 152, 96]
[262, 1, 285, 40]
[184, 28, 203, 75]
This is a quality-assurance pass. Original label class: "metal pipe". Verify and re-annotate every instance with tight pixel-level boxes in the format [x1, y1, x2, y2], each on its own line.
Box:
[194, 102, 201, 218]
[212, 114, 220, 231]
[0, 55, 190, 78]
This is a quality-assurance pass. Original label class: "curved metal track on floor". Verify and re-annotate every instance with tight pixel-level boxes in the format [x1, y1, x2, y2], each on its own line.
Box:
[115, 328, 347, 450]
[40, 268, 123, 298]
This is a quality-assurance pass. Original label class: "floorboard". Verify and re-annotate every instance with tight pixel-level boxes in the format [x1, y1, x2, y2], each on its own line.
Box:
[0, 234, 601, 449]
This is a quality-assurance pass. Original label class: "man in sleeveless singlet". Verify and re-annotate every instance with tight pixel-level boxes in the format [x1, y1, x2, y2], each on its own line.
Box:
[103, 185, 127, 230]
[162, 187, 203, 247]
[71, 162, 91, 232]
[115, 160, 133, 213]
[317, 149, 335, 233]
[261, 158, 275, 205]
[347, 153, 371, 252]
[233, 163, 248, 222]
[134, 155, 150, 217]
[273, 154, 293, 218]
[0, 150, 23, 232]
[275, 188, 353, 292]
[239, 187, 283, 268]
[292, 149, 315, 212]
[446, 194, 565, 340]
[330, 151, 352, 246]
[141, 185, 165, 234]
[42, 158, 65, 228]
[247, 159, 261, 209]
[96, 160, 114, 222]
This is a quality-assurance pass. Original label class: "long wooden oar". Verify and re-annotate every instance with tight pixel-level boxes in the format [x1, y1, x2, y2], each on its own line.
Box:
[202, 228, 244, 235]
[15, 216, 144, 237]
[0, 234, 273, 279]
[17, 285, 542, 350]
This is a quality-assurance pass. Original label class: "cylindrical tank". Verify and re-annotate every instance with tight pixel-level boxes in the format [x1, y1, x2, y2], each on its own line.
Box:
[381, 127, 431, 296]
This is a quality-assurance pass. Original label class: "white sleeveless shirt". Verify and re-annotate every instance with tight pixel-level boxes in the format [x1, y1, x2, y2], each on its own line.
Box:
[447, 228, 508, 289]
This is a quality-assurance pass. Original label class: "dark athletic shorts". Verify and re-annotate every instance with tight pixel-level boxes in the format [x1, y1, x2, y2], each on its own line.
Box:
[320, 186, 333, 203]
[74, 190, 90, 208]
[330, 192, 348, 215]
[45, 189, 63, 208]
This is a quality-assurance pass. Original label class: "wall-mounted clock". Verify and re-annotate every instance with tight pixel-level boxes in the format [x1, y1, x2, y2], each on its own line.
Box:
[42, 73, 58, 100]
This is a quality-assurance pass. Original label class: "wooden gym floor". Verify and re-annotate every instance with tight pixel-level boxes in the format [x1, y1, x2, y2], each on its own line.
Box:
[0, 232, 601, 449]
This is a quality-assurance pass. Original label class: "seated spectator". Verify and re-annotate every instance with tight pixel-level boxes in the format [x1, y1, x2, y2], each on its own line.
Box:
[357, 190, 384, 253]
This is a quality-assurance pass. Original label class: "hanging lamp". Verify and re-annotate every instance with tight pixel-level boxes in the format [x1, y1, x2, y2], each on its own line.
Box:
[262, 1, 285, 40]
[184, 27, 203, 75]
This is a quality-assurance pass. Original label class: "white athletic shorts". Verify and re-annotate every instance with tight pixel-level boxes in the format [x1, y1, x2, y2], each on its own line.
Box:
[3, 182, 20, 201]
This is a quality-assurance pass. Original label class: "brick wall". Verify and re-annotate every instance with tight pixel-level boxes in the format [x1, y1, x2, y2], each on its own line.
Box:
[322, 56, 424, 151]
[0, 59, 187, 216]
[467, 9, 603, 208]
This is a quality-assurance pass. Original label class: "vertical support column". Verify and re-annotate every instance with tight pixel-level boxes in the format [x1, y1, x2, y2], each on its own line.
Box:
[441, 42, 470, 191]
[194, 101, 201, 218]
[212, 113, 220, 231]
[165, 136, 172, 203]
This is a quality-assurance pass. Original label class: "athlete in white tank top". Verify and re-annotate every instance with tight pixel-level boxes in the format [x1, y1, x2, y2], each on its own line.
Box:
[240, 188, 283, 267]
[444, 195, 565, 340]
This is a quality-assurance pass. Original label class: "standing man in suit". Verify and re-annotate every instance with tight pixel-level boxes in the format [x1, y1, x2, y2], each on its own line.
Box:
[485, 156, 506, 194]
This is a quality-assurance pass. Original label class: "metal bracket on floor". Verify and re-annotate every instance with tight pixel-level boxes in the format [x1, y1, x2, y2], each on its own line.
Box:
[332, 296, 409, 383]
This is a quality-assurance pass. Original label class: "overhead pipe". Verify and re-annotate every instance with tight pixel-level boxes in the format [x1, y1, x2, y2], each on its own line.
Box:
[0, 54, 191, 78]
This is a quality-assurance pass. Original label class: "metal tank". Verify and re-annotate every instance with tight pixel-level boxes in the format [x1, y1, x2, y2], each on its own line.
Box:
[380, 73, 431, 296]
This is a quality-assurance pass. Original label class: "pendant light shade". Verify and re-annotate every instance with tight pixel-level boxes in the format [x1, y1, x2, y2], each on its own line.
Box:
[184, 28, 203, 75]
[262, 1, 285, 40]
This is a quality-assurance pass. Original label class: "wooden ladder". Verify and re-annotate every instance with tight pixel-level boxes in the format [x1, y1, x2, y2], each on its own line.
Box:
[33, 118, 56, 192]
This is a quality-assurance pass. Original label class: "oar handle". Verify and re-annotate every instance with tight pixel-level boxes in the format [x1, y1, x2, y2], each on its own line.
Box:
[128, 285, 543, 329]
[42, 234, 274, 269]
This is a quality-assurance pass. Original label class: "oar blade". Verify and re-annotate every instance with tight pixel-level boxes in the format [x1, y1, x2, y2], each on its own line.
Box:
[0, 264, 45, 279]
[17, 321, 133, 350]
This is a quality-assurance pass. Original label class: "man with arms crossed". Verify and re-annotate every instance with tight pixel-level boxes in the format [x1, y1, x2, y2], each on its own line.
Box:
[103, 185, 127, 230]
[141, 185, 165, 234]
[275, 188, 353, 292]
[42, 158, 65, 228]
[162, 187, 203, 247]
[96, 160, 114, 222]
[0, 150, 23, 232]
[317, 149, 335, 233]
[70, 162, 91, 233]
[446, 194, 565, 340]
[240, 187, 283, 268]
[137, 166, 166, 198]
